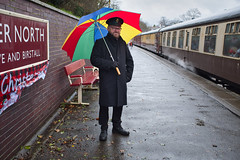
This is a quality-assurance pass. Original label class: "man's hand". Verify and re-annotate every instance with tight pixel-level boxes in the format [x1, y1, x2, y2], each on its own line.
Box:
[111, 61, 119, 69]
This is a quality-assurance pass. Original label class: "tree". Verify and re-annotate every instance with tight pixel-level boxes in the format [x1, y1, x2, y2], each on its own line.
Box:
[179, 8, 201, 21]
[158, 17, 181, 28]
[158, 8, 201, 29]
[40, 0, 120, 17]
[139, 20, 151, 32]
[109, 0, 120, 9]
[96, 0, 119, 9]
[97, 0, 110, 9]
[168, 18, 182, 25]
[158, 17, 168, 28]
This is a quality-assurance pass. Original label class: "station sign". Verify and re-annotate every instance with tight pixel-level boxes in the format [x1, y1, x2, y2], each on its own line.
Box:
[0, 9, 49, 73]
[0, 9, 49, 115]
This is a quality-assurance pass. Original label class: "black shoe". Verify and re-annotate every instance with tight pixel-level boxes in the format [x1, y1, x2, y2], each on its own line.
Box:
[112, 126, 130, 136]
[99, 130, 107, 141]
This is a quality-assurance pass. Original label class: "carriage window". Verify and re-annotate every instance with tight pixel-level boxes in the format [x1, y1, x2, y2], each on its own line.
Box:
[163, 33, 166, 46]
[236, 22, 240, 32]
[225, 24, 230, 33]
[223, 22, 240, 58]
[230, 23, 235, 33]
[172, 31, 177, 47]
[186, 31, 189, 47]
[167, 32, 171, 46]
[214, 26, 218, 34]
[204, 25, 218, 53]
[178, 30, 184, 48]
[223, 35, 240, 57]
[205, 27, 209, 34]
[191, 28, 201, 51]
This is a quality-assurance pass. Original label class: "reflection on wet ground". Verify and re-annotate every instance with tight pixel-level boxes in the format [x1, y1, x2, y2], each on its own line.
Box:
[28, 47, 240, 160]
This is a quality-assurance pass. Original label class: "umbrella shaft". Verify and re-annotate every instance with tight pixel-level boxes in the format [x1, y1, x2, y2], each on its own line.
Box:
[95, 21, 121, 75]
[95, 22, 114, 62]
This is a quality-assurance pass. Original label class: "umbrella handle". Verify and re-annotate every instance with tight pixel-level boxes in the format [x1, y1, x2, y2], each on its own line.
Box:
[116, 67, 121, 75]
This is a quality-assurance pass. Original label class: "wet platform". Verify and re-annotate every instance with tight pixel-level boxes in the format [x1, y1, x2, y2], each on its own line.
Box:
[27, 46, 240, 160]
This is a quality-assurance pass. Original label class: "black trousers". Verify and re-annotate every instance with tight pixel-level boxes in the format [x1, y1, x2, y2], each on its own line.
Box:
[99, 106, 123, 128]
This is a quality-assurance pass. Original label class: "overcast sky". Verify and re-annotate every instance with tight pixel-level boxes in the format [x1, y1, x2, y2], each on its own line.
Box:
[118, 0, 240, 26]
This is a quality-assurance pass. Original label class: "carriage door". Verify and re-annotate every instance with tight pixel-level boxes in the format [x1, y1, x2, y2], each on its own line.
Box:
[155, 32, 162, 54]
[185, 30, 190, 51]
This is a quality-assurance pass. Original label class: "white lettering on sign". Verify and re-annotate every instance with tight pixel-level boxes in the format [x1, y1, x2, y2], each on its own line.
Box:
[0, 23, 45, 43]
[15, 25, 22, 42]
[30, 27, 35, 42]
[0, 50, 41, 65]
[4, 24, 11, 42]
[1, 71, 34, 95]
[0, 53, 5, 64]
[40, 28, 44, 41]
[0, 23, 11, 43]
[23, 26, 29, 42]
[22, 49, 40, 59]
[7, 52, 21, 62]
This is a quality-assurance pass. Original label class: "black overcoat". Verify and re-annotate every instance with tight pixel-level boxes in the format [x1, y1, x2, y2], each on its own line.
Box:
[90, 33, 134, 107]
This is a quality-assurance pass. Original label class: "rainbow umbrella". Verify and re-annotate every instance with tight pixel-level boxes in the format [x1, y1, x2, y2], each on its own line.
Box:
[62, 7, 142, 61]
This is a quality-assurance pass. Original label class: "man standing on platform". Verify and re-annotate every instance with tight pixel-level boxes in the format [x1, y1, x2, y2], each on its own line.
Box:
[90, 17, 134, 141]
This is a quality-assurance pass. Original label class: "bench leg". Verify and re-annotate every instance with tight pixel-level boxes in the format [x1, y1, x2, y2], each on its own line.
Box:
[77, 85, 83, 104]
[70, 85, 89, 106]
[78, 85, 90, 105]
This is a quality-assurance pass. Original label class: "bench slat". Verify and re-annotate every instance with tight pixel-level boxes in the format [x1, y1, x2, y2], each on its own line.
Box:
[64, 59, 85, 75]
[70, 75, 82, 78]
[82, 71, 99, 85]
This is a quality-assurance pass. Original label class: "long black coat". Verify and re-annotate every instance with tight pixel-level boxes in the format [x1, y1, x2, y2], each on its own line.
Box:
[90, 33, 134, 107]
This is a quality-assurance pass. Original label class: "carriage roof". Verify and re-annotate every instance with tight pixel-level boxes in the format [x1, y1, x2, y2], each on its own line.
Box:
[161, 6, 240, 32]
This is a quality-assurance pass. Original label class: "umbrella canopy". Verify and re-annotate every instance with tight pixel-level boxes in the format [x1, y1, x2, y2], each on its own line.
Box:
[62, 7, 142, 61]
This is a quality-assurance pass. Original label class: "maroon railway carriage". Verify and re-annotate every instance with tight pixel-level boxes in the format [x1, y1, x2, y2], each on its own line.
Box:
[134, 7, 240, 88]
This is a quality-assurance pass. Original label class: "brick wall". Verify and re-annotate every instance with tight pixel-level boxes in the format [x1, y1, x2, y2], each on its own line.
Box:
[0, 0, 80, 159]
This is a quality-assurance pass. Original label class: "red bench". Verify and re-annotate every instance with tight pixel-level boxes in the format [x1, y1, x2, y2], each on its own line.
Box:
[64, 59, 99, 105]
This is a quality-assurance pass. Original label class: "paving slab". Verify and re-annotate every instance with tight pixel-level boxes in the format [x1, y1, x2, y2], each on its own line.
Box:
[23, 46, 240, 160]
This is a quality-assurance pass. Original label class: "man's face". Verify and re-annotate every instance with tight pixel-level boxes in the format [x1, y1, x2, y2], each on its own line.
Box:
[107, 25, 121, 39]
